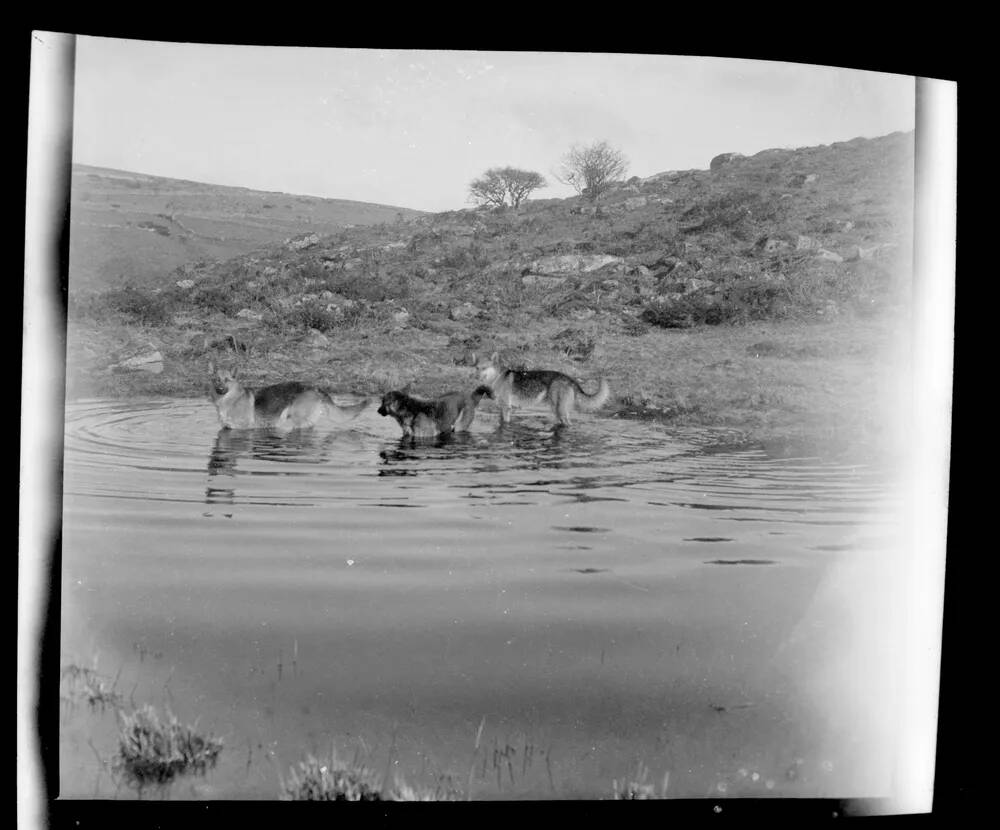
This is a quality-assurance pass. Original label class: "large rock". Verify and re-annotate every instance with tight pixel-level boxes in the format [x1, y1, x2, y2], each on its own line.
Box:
[623, 196, 648, 210]
[710, 152, 745, 171]
[530, 254, 622, 275]
[286, 233, 320, 251]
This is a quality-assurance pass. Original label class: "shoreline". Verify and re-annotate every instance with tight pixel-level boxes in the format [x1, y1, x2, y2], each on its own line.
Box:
[64, 310, 908, 466]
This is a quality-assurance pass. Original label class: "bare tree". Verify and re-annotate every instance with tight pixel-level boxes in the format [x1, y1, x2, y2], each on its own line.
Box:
[554, 140, 629, 201]
[468, 167, 547, 209]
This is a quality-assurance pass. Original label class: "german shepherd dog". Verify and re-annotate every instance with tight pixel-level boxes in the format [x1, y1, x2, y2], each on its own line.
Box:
[377, 386, 494, 438]
[209, 362, 370, 430]
[472, 352, 610, 426]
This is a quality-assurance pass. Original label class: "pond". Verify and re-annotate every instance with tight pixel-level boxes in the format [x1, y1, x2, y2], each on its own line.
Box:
[59, 398, 904, 800]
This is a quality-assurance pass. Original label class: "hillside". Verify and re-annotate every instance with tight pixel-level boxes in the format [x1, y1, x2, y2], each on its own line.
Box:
[68, 164, 425, 293]
[67, 132, 915, 459]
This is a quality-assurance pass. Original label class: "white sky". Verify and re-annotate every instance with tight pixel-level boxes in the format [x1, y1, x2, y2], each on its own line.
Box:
[72, 40, 916, 213]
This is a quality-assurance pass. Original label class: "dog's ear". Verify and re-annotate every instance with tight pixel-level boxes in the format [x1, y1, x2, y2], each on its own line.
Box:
[208, 359, 216, 376]
[231, 365, 240, 380]
[468, 351, 477, 367]
[489, 351, 499, 364]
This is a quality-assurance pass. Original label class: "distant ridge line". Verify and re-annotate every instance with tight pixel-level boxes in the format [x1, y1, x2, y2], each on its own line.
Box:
[71, 163, 426, 214]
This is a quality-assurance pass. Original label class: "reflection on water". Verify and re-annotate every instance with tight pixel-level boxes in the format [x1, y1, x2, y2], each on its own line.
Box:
[60, 398, 904, 801]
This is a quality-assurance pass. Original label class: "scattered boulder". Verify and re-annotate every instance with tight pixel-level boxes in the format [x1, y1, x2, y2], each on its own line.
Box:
[530, 254, 622, 275]
[795, 235, 818, 251]
[635, 250, 682, 270]
[788, 173, 818, 187]
[286, 233, 320, 251]
[449, 303, 482, 321]
[683, 278, 716, 293]
[814, 249, 844, 263]
[710, 152, 745, 171]
[113, 349, 163, 374]
[175, 279, 195, 289]
[304, 328, 329, 347]
[522, 274, 567, 289]
[847, 242, 897, 261]
[623, 196, 648, 210]
[236, 308, 263, 321]
[756, 236, 791, 254]
[392, 309, 411, 326]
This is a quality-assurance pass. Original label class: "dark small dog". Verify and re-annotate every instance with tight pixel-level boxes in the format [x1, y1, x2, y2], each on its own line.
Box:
[377, 385, 494, 438]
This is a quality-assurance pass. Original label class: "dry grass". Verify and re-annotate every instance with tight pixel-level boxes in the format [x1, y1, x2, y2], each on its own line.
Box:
[60, 663, 124, 712]
[279, 752, 463, 801]
[113, 704, 223, 791]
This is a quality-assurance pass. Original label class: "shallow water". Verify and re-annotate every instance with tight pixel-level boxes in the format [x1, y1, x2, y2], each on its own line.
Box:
[59, 398, 903, 800]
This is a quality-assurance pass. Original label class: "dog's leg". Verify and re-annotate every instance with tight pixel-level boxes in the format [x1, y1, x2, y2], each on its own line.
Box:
[556, 389, 574, 426]
[455, 401, 476, 432]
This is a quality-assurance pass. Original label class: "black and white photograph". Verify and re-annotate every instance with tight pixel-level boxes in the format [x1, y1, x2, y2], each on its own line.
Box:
[21, 34, 957, 823]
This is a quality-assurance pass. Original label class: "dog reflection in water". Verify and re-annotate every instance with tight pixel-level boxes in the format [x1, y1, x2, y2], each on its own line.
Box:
[209, 362, 371, 431]
[377, 385, 493, 439]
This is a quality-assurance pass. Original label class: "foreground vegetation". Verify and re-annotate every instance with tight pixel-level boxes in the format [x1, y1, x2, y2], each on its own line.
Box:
[67, 131, 914, 462]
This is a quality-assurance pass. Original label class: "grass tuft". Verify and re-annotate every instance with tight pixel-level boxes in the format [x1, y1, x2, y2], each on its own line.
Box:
[113, 704, 223, 790]
[280, 753, 463, 801]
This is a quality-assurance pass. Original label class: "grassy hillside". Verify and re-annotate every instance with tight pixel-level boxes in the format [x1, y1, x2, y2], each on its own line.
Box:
[69, 165, 425, 293]
[67, 132, 915, 460]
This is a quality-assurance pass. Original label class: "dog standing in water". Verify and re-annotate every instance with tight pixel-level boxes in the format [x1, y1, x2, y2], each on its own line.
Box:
[472, 351, 610, 426]
[209, 363, 370, 431]
[377, 385, 493, 438]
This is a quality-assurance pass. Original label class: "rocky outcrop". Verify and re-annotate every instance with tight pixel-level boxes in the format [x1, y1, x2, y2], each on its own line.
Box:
[710, 152, 745, 171]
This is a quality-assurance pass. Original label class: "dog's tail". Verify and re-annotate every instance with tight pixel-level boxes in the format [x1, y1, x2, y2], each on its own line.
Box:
[574, 378, 611, 412]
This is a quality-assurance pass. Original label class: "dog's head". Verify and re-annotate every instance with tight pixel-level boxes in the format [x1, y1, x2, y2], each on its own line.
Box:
[208, 361, 241, 398]
[376, 390, 407, 418]
[471, 351, 502, 384]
